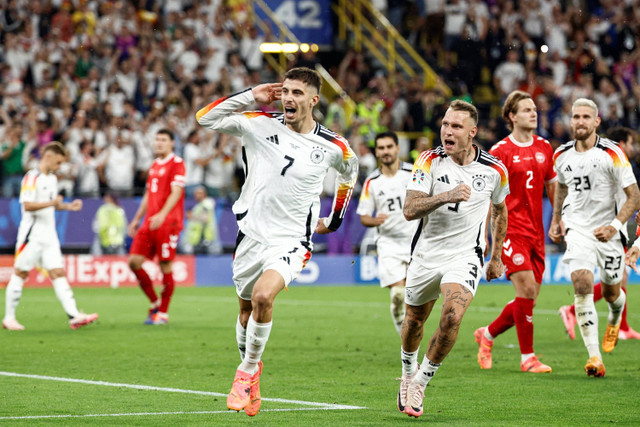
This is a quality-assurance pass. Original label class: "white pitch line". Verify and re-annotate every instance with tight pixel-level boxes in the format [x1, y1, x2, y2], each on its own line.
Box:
[0, 407, 347, 421]
[0, 371, 366, 411]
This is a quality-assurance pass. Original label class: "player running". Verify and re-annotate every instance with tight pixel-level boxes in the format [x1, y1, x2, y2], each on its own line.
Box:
[474, 91, 556, 373]
[357, 131, 418, 335]
[2, 142, 98, 331]
[196, 67, 358, 417]
[558, 126, 640, 341]
[549, 98, 640, 377]
[398, 100, 508, 418]
[128, 129, 185, 325]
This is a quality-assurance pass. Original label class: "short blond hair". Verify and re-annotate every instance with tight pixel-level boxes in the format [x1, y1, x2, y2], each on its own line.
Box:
[572, 98, 599, 117]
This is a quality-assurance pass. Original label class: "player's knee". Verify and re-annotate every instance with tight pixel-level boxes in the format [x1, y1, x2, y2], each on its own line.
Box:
[48, 268, 65, 279]
[251, 291, 274, 312]
[128, 256, 143, 271]
[601, 285, 621, 302]
[14, 269, 29, 279]
[440, 311, 463, 332]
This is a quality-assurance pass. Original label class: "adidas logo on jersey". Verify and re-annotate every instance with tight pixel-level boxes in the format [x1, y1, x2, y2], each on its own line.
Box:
[465, 279, 476, 289]
[267, 135, 280, 145]
[437, 175, 450, 184]
[564, 165, 572, 172]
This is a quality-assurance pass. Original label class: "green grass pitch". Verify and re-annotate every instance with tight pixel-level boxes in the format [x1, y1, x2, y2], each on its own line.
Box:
[1, 284, 639, 425]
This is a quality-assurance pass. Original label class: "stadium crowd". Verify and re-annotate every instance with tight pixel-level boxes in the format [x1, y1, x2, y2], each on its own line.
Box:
[1, 0, 640, 202]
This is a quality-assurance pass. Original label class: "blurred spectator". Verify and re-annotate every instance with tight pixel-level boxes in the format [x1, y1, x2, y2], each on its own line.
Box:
[0, 121, 26, 198]
[98, 129, 135, 197]
[91, 192, 127, 255]
[493, 49, 526, 99]
[180, 185, 220, 255]
[73, 140, 100, 198]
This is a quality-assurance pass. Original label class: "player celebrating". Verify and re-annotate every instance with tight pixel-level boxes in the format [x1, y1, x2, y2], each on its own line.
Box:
[2, 142, 98, 331]
[398, 100, 509, 418]
[474, 91, 556, 373]
[196, 67, 357, 417]
[357, 131, 417, 335]
[558, 126, 640, 341]
[128, 129, 185, 325]
[549, 98, 640, 377]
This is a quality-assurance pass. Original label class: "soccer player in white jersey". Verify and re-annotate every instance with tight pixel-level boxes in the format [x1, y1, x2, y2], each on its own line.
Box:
[398, 100, 509, 418]
[2, 142, 98, 331]
[549, 98, 640, 377]
[357, 131, 417, 335]
[196, 67, 358, 417]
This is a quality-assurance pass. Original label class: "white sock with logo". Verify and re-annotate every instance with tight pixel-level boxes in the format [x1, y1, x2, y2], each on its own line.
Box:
[236, 316, 247, 361]
[4, 274, 25, 320]
[52, 277, 79, 318]
[414, 356, 441, 386]
[239, 316, 272, 375]
[607, 289, 626, 326]
[575, 294, 600, 359]
[401, 347, 419, 376]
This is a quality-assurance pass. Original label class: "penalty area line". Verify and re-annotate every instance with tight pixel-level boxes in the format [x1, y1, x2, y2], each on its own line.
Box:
[0, 371, 366, 411]
[0, 407, 352, 421]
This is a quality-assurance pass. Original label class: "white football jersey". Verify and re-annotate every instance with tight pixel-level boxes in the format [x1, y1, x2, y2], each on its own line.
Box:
[357, 162, 418, 243]
[554, 136, 636, 235]
[17, 169, 60, 245]
[196, 89, 358, 246]
[407, 146, 509, 265]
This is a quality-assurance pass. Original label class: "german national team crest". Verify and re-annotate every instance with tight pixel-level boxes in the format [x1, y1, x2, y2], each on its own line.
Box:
[412, 169, 425, 184]
[535, 152, 545, 163]
[472, 174, 486, 191]
[310, 147, 325, 164]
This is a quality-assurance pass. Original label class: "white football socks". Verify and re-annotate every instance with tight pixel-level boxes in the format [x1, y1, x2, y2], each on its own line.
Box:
[607, 289, 626, 326]
[4, 274, 24, 320]
[401, 347, 419, 376]
[390, 286, 405, 335]
[414, 356, 441, 387]
[236, 315, 247, 361]
[52, 277, 79, 318]
[239, 316, 272, 375]
[484, 328, 495, 341]
[575, 294, 600, 359]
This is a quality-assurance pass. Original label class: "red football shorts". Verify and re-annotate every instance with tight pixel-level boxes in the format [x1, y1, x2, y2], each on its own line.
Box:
[501, 234, 545, 284]
[130, 222, 182, 262]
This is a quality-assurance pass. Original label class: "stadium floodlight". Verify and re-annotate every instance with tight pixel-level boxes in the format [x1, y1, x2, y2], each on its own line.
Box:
[540, 45, 549, 53]
[259, 42, 300, 53]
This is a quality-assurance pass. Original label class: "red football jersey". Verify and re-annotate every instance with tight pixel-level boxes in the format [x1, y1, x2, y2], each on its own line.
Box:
[145, 153, 186, 228]
[489, 135, 556, 242]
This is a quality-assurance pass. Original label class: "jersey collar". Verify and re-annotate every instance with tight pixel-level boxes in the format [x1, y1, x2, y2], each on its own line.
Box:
[155, 152, 175, 165]
[508, 134, 534, 147]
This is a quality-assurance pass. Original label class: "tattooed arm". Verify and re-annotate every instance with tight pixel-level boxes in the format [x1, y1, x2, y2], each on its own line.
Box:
[404, 184, 471, 221]
[485, 200, 507, 281]
[548, 182, 568, 243]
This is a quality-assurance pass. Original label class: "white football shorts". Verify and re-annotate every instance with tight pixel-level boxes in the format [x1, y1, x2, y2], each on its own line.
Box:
[562, 228, 625, 284]
[233, 233, 311, 300]
[376, 236, 411, 287]
[404, 254, 482, 306]
[14, 239, 64, 272]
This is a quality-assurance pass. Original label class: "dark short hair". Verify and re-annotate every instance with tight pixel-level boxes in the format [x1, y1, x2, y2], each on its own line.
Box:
[607, 126, 633, 144]
[449, 100, 478, 126]
[284, 67, 321, 93]
[374, 131, 399, 146]
[157, 128, 174, 140]
[43, 141, 67, 157]
[502, 90, 532, 131]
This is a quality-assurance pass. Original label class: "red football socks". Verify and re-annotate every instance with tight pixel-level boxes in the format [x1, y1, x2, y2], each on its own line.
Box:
[159, 272, 175, 313]
[134, 268, 157, 302]
[514, 297, 534, 354]
[488, 300, 515, 338]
